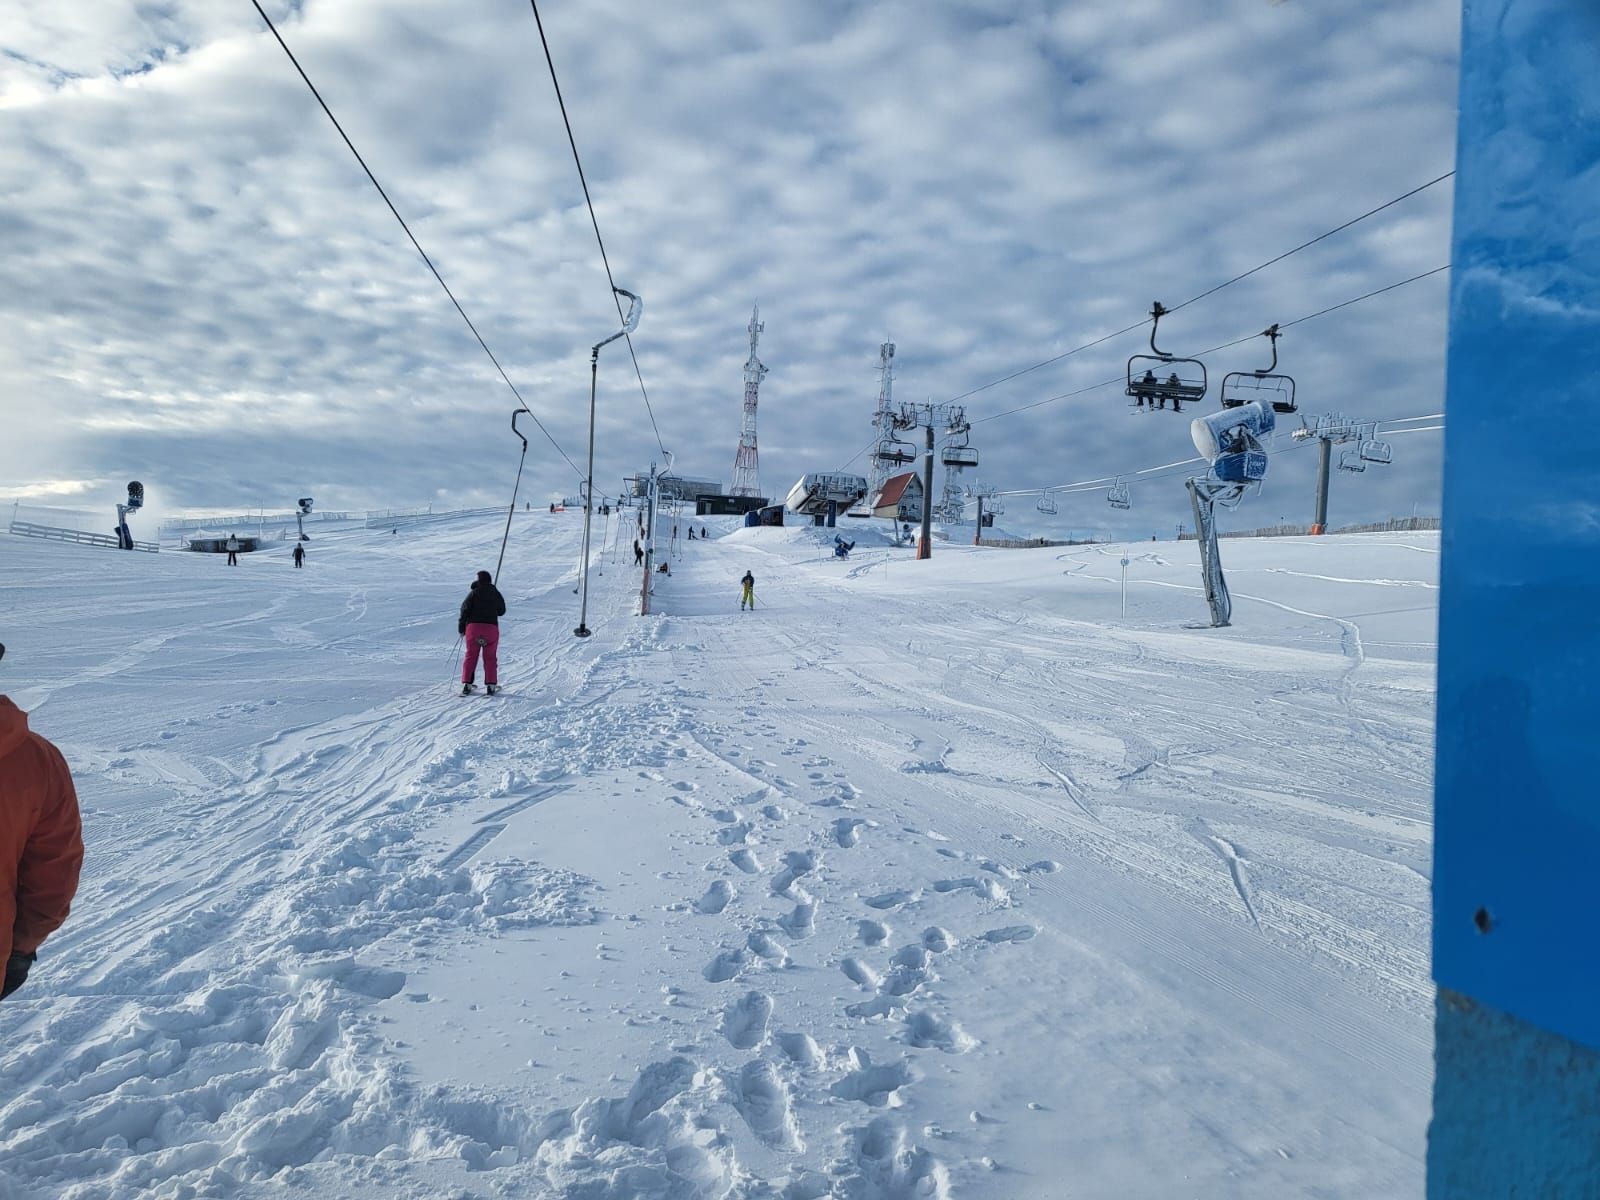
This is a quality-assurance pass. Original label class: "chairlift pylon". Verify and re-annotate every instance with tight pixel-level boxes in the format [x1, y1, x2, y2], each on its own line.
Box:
[1220, 324, 1297, 414]
[1126, 301, 1207, 413]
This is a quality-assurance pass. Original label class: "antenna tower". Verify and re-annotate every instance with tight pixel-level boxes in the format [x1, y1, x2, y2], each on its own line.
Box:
[730, 304, 767, 497]
[857, 342, 898, 512]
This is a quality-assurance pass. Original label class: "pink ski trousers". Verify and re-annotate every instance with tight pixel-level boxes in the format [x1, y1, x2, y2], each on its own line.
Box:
[462, 623, 500, 684]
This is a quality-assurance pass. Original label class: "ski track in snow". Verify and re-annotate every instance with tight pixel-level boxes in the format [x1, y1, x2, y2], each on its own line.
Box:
[0, 518, 1439, 1198]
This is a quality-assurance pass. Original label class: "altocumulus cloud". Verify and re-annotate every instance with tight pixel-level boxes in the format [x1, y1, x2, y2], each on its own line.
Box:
[0, 0, 1457, 535]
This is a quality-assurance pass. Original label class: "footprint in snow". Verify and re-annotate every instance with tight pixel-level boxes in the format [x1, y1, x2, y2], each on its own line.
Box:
[728, 848, 761, 874]
[719, 990, 773, 1049]
[981, 925, 1038, 944]
[778, 899, 817, 939]
[857, 919, 890, 947]
[746, 931, 789, 966]
[733, 1059, 801, 1150]
[840, 957, 881, 991]
[920, 927, 955, 954]
[703, 949, 746, 983]
[903, 1009, 977, 1053]
[864, 889, 917, 911]
[771, 850, 817, 897]
[832, 818, 874, 848]
[695, 879, 734, 914]
[830, 1051, 915, 1107]
[778, 1031, 823, 1068]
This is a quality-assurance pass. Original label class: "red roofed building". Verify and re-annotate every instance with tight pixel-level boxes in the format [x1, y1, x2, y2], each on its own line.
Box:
[871, 472, 924, 522]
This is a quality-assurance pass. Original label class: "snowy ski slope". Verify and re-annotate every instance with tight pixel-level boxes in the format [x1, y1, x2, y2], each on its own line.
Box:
[0, 514, 1436, 1198]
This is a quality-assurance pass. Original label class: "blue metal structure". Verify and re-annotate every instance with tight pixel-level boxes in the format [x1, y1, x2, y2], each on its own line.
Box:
[1430, 1, 1600, 1192]
[1433, 0, 1600, 1055]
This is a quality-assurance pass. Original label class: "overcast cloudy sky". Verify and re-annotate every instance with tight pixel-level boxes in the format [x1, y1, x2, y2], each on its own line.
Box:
[1, 0, 1458, 537]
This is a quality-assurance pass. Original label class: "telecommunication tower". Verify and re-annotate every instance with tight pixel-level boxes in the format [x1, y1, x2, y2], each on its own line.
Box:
[856, 342, 899, 513]
[730, 305, 767, 497]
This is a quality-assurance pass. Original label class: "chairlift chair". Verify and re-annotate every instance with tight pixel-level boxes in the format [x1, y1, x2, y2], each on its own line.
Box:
[1126, 302, 1208, 413]
[1107, 478, 1132, 510]
[1036, 491, 1058, 515]
[874, 434, 918, 467]
[1220, 324, 1297, 414]
[1339, 447, 1368, 473]
[941, 421, 979, 470]
[1359, 438, 1393, 465]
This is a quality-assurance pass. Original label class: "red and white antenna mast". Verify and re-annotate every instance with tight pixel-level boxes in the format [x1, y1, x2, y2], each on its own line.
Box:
[730, 304, 767, 497]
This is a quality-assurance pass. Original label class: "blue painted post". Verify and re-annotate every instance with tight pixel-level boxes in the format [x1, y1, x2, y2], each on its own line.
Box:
[1430, 0, 1600, 1191]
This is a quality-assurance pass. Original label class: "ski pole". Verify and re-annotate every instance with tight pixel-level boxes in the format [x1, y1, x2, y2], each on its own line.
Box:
[446, 633, 463, 685]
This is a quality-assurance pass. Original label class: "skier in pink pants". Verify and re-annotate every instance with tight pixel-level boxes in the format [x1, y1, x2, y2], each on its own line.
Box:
[458, 570, 506, 695]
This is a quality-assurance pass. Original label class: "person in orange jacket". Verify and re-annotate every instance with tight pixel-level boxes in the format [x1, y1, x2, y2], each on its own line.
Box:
[0, 643, 84, 1000]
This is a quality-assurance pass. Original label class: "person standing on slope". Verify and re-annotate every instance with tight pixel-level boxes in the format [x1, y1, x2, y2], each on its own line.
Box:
[458, 570, 506, 695]
[633, 538, 644, 567]
[292, 543, 305, 568]
[0, 644, 84, 1001]
[740, 571, 755, 611]
[225, 535, 240, 566]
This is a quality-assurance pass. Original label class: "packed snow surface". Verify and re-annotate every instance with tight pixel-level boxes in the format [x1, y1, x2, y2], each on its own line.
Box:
[0, 515, 1437, 1198]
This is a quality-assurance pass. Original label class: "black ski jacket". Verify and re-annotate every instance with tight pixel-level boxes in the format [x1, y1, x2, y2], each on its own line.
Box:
[459, 583, 507, 633]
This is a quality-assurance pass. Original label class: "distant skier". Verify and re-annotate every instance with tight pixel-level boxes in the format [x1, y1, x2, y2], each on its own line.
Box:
[292, 543, 305, 568]
[458, 570, 506, 695]
[633, 539, 644, 566]
[0, 644, 84, 1002]
[701, 527, 708, 539]
[833, 536, 854, 559]
[225, 535, 239, 566]
[687, 528, 696, 541]
[740, 571, 755, 611]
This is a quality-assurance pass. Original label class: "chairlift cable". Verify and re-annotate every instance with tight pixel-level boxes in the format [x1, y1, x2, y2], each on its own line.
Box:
[1165, 173, 1454, 317]
[527, 0, 670, 462]
[946, 170, 1454, 406]
[1277, 265, 1452, 331]
[975, 263, 1450, 425]
[999, 413, 1445, 499]
[247, 0, 580, 478]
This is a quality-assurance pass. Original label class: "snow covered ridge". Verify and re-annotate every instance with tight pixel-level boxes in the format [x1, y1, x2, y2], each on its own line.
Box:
[0, 522, 1436, 1197]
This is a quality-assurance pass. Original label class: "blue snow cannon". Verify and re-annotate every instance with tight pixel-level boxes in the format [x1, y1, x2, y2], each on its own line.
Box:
[1191, 402, 1274, 485]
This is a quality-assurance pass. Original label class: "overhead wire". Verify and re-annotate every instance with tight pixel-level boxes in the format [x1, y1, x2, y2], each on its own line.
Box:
[996, 411, 1449, 499]
[527, 0, 669, 462]
[944, 169, 1454, 406]
[974, 263, 1452, 426]
[247, 0, 581, 478]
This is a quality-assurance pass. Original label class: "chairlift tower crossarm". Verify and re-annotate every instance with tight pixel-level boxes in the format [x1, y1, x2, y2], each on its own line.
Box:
[886, 401, 974, 559]
[1291, 411, 1393, 533]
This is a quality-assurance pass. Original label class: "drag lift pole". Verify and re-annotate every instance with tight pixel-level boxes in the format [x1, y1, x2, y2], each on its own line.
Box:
[575, 287, 642, 639]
